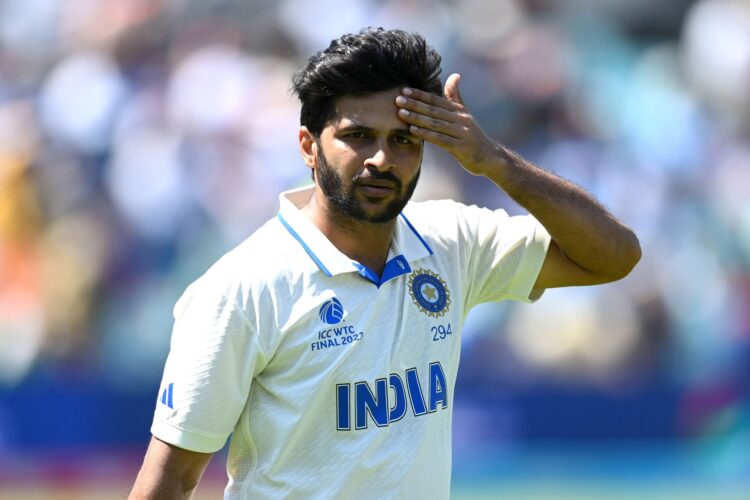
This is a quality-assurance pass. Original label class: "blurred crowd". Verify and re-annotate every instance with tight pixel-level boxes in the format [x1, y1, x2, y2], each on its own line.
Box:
[0, 0, 748, 470]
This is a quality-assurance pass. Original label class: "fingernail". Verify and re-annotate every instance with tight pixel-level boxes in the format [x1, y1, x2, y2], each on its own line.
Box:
[399, 109, 410, 116]
[395, 96, 407, 105]
[402, 88, 412, 95]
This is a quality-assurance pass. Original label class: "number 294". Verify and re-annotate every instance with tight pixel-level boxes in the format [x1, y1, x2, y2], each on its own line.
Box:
[431, 324, 452, 341]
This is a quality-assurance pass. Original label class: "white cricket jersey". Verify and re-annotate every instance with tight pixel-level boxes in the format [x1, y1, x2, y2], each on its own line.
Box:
[151, 185, 551, 499]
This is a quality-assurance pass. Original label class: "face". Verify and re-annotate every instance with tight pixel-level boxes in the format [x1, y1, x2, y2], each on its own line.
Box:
[311, 89, 423, 224]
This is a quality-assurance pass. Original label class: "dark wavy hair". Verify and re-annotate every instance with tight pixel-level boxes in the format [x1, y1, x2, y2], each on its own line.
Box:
[291, 28, 443, 136]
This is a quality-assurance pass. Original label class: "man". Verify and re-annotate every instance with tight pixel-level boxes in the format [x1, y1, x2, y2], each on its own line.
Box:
[129, 28, 640, 499]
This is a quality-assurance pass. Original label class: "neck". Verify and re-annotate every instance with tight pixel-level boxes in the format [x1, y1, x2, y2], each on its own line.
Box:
[302, 190, 396, 276]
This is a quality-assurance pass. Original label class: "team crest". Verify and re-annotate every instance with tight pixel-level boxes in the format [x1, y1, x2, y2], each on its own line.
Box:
[408, 269, 451, 317]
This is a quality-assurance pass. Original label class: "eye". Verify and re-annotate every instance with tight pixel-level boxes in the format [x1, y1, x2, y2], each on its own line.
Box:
[393, 134, 417, 145]
[345, 131, 367, 139]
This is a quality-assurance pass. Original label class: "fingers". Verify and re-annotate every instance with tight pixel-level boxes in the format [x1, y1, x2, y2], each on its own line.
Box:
[395, 95, 457, 123]
[398, 107, 461, 138]
[395, 81, 470, 139]
[400, 86, 463, 112]
[444, 73, 464, 105]
[407, 124, 459, 150]
[395, 74, 472, 148]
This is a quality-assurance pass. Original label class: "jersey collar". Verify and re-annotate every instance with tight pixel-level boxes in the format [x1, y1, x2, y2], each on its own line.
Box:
[277, 185, 433, 284]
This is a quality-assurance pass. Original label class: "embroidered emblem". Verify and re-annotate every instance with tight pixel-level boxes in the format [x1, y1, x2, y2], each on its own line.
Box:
[319, 297, 345, 324]
[408, 269, 451, 317]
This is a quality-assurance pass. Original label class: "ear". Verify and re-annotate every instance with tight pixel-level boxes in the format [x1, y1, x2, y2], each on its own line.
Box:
[299, 126, 318, 169]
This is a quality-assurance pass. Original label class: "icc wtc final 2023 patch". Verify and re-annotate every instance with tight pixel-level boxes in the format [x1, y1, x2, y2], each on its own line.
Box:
[408, 269, 451, 317]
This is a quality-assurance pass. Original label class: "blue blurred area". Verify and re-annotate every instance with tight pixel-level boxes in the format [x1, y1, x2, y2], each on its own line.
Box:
[0, 369, 157, 450]
[1, 0, 749, 494]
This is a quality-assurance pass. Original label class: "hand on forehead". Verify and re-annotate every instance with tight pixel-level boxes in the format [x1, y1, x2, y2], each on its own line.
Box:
[391, 73, 500, 177]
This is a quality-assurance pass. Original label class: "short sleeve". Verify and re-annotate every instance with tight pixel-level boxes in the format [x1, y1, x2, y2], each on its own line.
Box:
[459, 204, 551, 309]
[150, 277, 268, 453]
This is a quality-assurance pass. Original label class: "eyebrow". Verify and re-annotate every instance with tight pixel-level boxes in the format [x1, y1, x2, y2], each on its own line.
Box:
[337, 124, 417, 138]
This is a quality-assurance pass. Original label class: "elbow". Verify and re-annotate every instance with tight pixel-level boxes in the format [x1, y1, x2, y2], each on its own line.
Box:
[607, 231, 642, 282]
[624, 230, 642, 274]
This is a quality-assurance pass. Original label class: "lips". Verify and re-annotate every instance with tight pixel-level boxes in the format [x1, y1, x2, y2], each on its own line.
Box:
[356, 179, 397, 198]
[357, 179, 396, 189]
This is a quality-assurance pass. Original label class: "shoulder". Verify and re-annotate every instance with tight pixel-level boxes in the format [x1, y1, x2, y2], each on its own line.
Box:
[402, 199, 463, 234]
[403, 198, 511, 223]
[400, 199, 470, 256]
[175, 216, 313, 316]
[403, 198, 464, 218]
[220, 215, 317, 274]
[402, 198, 512, 239]
[402, 199, 544, 257]
[200, 217, 288, 279]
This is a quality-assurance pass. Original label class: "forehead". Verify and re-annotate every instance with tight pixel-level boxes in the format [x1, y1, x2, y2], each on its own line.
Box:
[327, 88, 403, 130]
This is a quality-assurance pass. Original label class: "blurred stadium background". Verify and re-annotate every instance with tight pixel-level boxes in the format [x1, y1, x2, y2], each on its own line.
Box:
[1, 0, 749, 498]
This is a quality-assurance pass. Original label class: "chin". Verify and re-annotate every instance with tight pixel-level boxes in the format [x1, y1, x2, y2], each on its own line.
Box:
[363, 206, 403, 224]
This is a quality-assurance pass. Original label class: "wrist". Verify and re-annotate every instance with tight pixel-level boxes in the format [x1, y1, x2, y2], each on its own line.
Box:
[476, 143, 513, 181]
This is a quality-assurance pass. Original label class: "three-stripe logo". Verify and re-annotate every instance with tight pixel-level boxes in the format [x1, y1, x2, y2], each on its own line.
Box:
[161, 382, 174, 409]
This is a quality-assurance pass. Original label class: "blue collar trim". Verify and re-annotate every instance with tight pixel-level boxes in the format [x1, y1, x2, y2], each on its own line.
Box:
[277, 213, 332, 277]
[353, 255, 412, 288]
[277, 187, 432, 283]
[400, 213, 433, 256]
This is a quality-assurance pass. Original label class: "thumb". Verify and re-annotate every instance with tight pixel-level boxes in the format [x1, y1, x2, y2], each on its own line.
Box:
[444, 73, 464, 105]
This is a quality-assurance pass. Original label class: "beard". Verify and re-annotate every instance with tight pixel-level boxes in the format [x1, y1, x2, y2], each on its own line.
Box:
[315, 147, 420, 224]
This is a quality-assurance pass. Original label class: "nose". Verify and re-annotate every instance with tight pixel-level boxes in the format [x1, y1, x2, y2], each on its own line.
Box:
[363, 141, 394, 172]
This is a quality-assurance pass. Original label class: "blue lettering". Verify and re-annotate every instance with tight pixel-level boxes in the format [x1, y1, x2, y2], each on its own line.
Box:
[355, 378, 388, 429]
[333, 325, 355, 336]
[428, 362, 448, 411]
[336, 364, 449, 431]
[388, 374, 407, 423]
[405, 368, 428, 416]
[336, 384, 350, 430]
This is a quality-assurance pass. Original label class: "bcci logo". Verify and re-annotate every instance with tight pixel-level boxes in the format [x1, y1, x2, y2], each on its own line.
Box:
[408, 269, 451, 318]
[319, 297, 345, 325]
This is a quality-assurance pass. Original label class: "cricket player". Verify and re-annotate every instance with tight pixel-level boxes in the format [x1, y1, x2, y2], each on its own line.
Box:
[129, 28, 640, 499]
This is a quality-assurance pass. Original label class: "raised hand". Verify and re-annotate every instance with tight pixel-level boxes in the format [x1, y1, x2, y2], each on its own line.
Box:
[395, 73, 501, 177]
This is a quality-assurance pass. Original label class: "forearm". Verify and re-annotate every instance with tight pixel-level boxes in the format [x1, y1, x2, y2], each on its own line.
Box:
[128, 438, 211, 500]
[129, 471, 198, 500]
[482, 145, 641, 280]
[392, 75, 640, 281]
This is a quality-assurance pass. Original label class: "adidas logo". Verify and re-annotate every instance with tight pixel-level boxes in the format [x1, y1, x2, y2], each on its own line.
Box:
[160, 383, 174, 409]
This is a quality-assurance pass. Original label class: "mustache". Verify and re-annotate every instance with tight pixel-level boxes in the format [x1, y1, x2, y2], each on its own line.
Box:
[352, 170, 402, 189]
